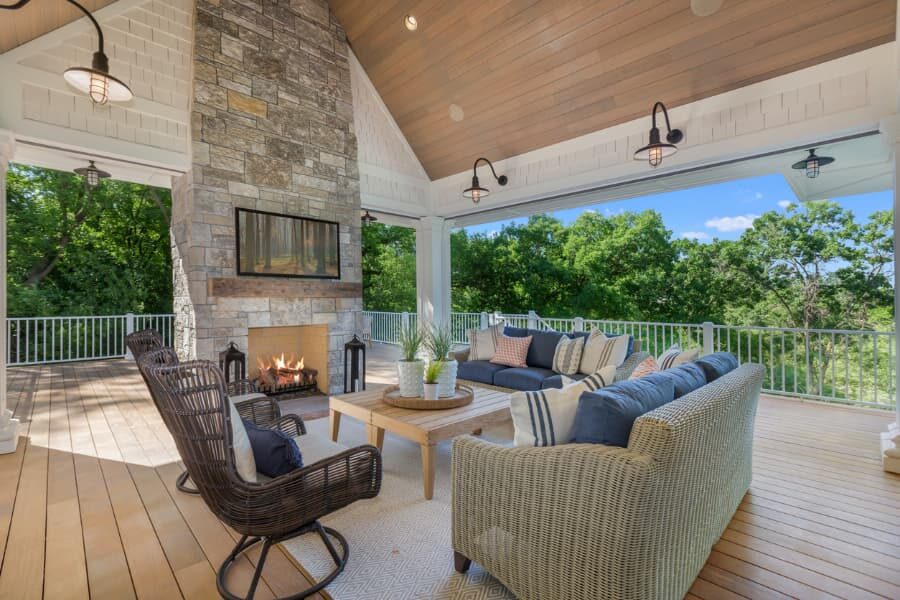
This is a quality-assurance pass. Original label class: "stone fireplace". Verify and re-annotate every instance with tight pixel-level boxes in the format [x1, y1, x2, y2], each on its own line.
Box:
[170, 0, 362, 394]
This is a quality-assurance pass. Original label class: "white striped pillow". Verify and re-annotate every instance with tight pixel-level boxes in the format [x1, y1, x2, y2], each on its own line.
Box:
[658, 344, 699, 370]
[552, 335, 585, 375]
[578, 331, 629, 374]
[467, 324, 502, 361]
[511, 365, 615, 447]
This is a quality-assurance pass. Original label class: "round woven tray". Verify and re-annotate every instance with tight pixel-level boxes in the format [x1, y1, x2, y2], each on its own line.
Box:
[382, 383, 474, 410]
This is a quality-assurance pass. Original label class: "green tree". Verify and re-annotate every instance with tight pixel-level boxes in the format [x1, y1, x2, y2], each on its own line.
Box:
[361, 222, 416, 312]
[7, 164, 172, 317]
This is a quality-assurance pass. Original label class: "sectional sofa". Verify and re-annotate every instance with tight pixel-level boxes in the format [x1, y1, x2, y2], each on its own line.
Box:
[454, 325, 649, 391]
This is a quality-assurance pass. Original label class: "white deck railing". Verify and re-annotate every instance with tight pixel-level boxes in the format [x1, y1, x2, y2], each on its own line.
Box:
[364, 310, 896, 409]
[7, 313, 175, 366]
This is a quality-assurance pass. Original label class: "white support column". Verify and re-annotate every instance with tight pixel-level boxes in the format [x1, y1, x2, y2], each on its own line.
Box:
[415, 216, 452, 330]
[0, 131, 19, 455]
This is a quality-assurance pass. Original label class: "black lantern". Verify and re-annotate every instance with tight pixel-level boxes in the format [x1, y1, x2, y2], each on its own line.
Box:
[73, 160, 110, 189]
[361, 210, 378, 226]
[634, 101, 683, 167]
[462, 157, 508, 203]
[344, 335, 366, 393]
[791, 149, 834, 179]
[219, 342, 246, 384]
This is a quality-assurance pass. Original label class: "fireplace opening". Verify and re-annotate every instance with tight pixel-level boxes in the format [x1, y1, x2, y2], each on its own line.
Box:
[255, 352, 319, 395]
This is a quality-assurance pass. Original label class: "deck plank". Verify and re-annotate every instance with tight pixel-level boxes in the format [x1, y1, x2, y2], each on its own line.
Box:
[0, 356, 898, 600]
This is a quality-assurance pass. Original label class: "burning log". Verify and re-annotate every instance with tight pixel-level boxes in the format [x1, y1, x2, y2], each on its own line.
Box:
[255, 352, 318, 393]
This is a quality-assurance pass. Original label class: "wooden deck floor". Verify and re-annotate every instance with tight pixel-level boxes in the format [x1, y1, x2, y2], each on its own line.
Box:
[0, 357, 898, 599]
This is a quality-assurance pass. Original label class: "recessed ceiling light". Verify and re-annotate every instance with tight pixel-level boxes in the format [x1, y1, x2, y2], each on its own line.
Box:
[691, 0, 724, 17]
[404, 15, 418, 31]
[449, 104, 464, 122]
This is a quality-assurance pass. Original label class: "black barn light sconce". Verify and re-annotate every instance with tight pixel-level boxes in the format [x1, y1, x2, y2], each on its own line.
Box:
[634, 101, 683, 168]
[74, 160, 110, 188]
[361, 210, 378, 225]
[462, 157, 508, 203]
[791, 149, 834, 179]
[1, 0, 133, 105]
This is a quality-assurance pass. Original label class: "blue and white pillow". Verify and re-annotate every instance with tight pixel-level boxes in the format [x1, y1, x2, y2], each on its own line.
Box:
[511, 366, 615, 447]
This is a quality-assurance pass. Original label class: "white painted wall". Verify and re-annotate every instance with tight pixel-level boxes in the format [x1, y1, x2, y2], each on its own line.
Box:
[0, 0, 192, 182]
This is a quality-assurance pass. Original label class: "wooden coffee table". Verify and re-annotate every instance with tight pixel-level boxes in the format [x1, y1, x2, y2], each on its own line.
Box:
[329, 385, 511, 500]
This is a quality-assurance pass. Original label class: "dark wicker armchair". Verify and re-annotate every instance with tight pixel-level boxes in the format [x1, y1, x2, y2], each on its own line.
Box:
[143, 360, 382, 600]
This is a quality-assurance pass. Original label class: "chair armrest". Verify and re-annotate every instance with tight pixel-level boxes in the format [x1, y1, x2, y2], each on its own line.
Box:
[243, 444, 382, 536]
[614, 351, 650, 382]
[270, 414, 306, 437]
[233, 395, 282, 426]
[452, 347, 470, 363]
[451, 437, 655, 597]
[227, 378, 258, 396]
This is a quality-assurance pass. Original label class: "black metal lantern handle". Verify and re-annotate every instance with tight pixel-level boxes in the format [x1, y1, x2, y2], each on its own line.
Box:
[651, 102, 674, 134]
[472, 158, 508, 185]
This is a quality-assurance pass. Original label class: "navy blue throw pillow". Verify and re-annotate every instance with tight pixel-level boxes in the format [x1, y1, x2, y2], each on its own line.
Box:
[243, 419, 303, 477]
[571, 376, 676, 447]
[643, 363, 707, 398]
[695, 352, 739, 382]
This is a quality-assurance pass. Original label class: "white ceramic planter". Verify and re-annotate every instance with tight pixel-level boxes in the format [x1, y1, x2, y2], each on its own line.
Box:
[436, 359, 458, 397]
[423, 383, 440, 400]
[397, 360, 425, 397]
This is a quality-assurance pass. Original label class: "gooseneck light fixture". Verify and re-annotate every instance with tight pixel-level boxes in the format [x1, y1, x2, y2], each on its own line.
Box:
[74, 161, 110, 188]
[634, 101, 683, 168]
[462, 157, 508, 203]
[361, 210, 378, 226]
[1, 0, 133, 105]
[791, 149, 834, 179]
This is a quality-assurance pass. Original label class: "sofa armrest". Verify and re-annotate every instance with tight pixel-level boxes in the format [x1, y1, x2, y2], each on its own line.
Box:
[451, 437, 655, 599]
[614, 351, 650, 381]
[452, 347, 470, 363]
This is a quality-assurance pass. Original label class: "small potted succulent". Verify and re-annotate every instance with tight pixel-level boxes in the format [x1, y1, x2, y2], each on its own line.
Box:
[397, 323, 425, 397]
[423, 360, 445, 401]
[425, 324, 457, 398]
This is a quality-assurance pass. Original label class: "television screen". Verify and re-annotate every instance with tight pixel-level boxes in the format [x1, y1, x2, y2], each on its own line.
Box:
[235, 208, 340, 279]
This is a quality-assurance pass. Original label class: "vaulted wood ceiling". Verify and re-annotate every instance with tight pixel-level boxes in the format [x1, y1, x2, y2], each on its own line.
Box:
[330, 0, 896, 180]
[0, 0, 117, 54]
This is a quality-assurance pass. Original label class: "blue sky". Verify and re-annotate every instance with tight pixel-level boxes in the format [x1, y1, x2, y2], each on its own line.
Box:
[462, 173, 892, 240]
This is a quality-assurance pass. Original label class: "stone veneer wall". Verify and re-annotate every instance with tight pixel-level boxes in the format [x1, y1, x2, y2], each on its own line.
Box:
[172, 0, 362, 394]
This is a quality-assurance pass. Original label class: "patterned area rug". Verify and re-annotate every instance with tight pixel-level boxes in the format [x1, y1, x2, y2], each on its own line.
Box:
[283, 416, 517, 600]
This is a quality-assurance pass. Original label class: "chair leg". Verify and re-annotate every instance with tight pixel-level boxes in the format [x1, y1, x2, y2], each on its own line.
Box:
[454, 551, 472, 573]
[216, 522, 349, 600]
[175, 469, 200, 495]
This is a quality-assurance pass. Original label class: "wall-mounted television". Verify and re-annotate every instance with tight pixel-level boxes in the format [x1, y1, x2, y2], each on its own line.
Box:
[235, 208, 340, 279]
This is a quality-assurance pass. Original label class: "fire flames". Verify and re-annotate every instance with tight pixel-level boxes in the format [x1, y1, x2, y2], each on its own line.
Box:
[257, 353, 305, 384]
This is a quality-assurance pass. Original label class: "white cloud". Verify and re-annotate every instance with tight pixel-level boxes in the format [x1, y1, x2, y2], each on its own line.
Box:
[777, 200, 792, 209]
[681, 231, 710, 240]
[704, 214, 759, 232]
[755, 192, 763, 200]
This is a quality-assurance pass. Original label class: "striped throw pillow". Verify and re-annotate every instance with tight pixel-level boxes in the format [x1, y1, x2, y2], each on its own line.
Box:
[511, 365, 616, 447]
[552, 335, 585, 375]
[490, 334, 532, 368]
[578, 331, 629, 374]
[467, 324, 502, 361]
[658, 344, 699, 370]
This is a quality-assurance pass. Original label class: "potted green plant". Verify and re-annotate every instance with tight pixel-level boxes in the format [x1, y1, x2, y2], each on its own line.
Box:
[397, 323, 425, 397]
[423, 360, 445, 401]
[425, 324, 457, 397]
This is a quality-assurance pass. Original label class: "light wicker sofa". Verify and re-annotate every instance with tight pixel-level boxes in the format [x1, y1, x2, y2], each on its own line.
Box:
[451, 362, 765, 600]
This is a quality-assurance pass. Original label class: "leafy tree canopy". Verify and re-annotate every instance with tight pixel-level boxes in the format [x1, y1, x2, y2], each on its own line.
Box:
[7, 164, 172, 317]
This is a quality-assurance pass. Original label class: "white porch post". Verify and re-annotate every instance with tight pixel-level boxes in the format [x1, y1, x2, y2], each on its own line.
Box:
[415, 216, 452, 330]
[0, 131, 19, 455]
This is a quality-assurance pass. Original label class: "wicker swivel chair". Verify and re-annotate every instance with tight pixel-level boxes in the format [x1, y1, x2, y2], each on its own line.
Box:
[125, 327, 164, 359]
[135, 346, 287, 495]
[143, 359, 381, 600]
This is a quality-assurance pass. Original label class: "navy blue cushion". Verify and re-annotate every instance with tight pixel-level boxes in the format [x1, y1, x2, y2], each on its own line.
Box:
[570, 376, 676, 447]
[541, 372, 586, 390]
[642, 363, 707, 398]
[494, 366, 556, 391]
[458, 360, 509, 385]
[695, 352, 739, 382]
[243, 419, 303, 477]
[503, 326, 563, 369]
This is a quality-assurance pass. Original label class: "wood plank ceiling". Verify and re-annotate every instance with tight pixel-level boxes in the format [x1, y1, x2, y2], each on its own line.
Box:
[0, 0, 117, 54]
[330, 0, 896, 180]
